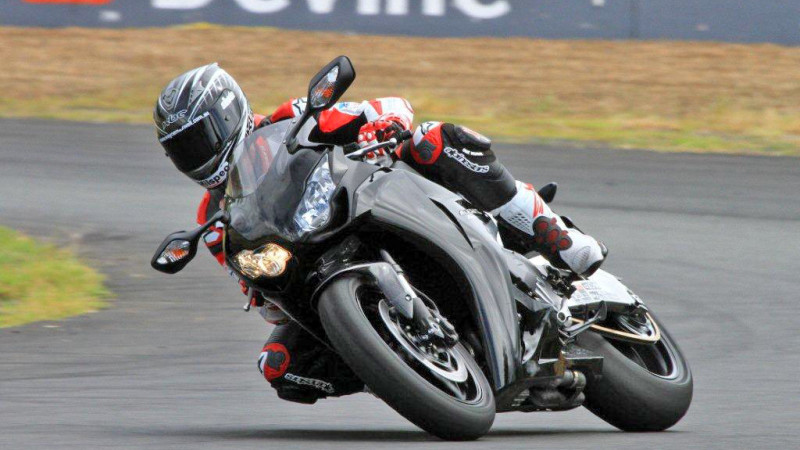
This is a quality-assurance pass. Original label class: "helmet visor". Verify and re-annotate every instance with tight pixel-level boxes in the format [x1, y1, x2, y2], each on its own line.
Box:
[160, 89, 245, 173]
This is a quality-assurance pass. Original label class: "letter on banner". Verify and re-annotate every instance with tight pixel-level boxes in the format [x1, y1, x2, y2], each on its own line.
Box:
[453, 0, 510, 19]
[357, 0, 379, 15]
[152, 0, 213, 9]
[307, 0, 337, 14]
[422, 0, 445, 16]
[234, 0, 290, 13]
[357, 0, 407, 15]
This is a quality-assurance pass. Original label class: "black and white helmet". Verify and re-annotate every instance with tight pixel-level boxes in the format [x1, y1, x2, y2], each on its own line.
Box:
[154, 63, 252, 189]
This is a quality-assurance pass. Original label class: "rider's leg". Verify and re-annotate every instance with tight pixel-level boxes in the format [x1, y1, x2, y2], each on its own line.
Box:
[258, 322, 364, 404]
[494, 180, 607, 275]
[395, 121, 605, 276]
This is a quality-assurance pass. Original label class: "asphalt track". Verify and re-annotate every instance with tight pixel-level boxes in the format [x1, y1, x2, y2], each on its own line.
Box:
[1, 118, 798, 449]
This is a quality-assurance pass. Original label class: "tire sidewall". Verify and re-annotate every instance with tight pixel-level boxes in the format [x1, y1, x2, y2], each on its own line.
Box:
[577, 317, 693, 431]
[318, 275, 496, 440]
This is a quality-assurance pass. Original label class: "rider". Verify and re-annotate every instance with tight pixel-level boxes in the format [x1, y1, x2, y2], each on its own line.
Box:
[154, 63, 606, 404]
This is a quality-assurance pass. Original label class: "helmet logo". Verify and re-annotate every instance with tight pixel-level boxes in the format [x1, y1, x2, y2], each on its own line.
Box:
[159, 111, 210, 143]
[198, 161, 230, 189]
[161, 88, 177, 108]
[162, 109, 187, 128]
[220, 91, 235, 110]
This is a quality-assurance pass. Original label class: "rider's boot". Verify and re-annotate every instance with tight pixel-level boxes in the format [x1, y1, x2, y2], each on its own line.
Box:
[494, 181, 607, 276]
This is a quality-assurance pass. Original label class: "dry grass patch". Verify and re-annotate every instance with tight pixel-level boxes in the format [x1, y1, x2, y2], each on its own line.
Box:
[2, 25, 800, 154]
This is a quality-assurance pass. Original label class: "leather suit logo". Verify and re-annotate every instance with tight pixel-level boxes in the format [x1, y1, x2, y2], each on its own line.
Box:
[258, 343, 291, 381]
[444, 147, 489, 173]
[284, 373, 335, 394]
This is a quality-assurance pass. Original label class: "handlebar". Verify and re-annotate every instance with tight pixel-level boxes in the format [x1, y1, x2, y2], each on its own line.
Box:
[343, 130, 413, 160]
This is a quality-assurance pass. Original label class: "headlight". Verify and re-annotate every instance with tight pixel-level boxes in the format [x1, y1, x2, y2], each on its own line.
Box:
[294, 154, 335, 233]
[234, 243, 292, 278]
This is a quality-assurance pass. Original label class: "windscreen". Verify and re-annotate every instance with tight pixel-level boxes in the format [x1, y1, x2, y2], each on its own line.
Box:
[224, 121, 327, 245]
[226, 121, 289, 199]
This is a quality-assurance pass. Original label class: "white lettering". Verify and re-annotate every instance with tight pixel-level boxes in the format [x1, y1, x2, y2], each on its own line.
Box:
[152, 0, 213, 9]
[356, 0, 410, 15]
[234, 0, 290, 13]
[151, 0, 512, 19]
[453, 0, 510, 19]
[386, 0, 408, 15]
[306, 0, 336, 14]
[422, 0, 445, 16]
[357, 0, 379, 15]
[220, 91, 235, 109]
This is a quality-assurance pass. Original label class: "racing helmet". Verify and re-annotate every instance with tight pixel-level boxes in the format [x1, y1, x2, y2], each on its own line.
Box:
[154, 63, 253, 189]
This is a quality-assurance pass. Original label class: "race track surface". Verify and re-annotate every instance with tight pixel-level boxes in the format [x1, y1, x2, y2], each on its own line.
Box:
[1, 119, 798, 449]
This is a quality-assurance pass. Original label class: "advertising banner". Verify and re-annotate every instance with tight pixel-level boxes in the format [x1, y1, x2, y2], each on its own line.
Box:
[4, 0, 800, 45]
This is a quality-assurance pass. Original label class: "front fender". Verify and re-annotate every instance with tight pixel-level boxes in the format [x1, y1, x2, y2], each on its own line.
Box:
[310, 261, 413, 317]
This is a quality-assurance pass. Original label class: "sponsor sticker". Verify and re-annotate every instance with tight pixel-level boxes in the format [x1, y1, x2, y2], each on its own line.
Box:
[198, 161, 229, 188]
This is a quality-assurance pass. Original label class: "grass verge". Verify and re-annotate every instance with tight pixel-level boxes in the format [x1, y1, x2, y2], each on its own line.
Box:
[0, 227, 109, 328]
[2, 25, 800, 155]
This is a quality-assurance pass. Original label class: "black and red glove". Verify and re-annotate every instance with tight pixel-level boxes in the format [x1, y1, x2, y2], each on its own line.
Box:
[357, 116, 405, 148]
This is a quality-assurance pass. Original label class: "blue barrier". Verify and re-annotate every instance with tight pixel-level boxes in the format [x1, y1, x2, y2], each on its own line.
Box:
[4, 0, 800, 45]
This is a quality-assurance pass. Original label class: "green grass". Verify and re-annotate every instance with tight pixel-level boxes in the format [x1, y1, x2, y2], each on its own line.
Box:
[0, 227, 109, 328]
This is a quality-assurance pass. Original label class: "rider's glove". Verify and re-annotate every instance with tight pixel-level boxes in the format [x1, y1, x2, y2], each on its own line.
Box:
[357, 115, 405, 149]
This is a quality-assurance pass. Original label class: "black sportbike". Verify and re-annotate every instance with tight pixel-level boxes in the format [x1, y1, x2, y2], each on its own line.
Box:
[152, 56, 692, 440]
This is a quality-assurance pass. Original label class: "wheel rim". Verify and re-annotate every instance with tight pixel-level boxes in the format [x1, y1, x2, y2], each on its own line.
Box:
[356, 288, 484, 404]
[609, 333, 680, 379]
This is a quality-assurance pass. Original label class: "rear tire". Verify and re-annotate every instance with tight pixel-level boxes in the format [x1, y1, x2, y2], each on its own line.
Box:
[318, 275, 495, 440]
[577, 317, 693, 431]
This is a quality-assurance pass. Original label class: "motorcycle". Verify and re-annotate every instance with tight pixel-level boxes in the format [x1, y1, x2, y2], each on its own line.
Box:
[151, 56, 692, 440]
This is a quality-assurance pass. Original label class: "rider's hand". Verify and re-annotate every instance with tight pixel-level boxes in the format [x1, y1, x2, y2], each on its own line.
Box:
[357, 116, 405, 149]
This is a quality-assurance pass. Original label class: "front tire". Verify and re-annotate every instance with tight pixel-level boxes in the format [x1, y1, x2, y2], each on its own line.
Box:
[318, 275, 495, 440]
[577, 316, 693, 431]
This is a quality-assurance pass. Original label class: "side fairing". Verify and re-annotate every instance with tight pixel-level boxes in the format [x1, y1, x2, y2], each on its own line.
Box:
[352, 168, 522, 390]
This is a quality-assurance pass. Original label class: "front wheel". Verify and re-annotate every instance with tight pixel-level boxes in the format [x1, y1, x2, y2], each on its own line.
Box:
[577, 314, 693, 431]
[318, 275, 495, 440]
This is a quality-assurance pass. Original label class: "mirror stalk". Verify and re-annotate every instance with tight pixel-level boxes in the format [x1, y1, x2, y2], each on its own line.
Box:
[151, 210, 230, 274]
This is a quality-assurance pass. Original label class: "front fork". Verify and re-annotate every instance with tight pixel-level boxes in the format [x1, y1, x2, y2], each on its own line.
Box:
[378, 250, 459, 347]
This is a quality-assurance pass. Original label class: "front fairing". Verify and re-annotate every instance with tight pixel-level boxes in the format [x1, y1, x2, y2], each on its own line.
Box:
[350, 167, 523, 392]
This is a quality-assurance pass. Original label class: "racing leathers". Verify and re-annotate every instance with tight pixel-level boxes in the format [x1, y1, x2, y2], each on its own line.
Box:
[196, 96, 605, 403]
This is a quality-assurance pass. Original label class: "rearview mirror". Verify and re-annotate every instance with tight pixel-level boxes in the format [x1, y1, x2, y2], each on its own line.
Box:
[285, 56, 356, 154]
[151, 232, 199, 274]
[306, 56, 356, 112]
[151, 210, 229, 274]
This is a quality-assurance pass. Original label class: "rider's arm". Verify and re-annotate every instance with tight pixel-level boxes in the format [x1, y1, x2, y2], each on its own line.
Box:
[197, 191, 263, 306]
[266, 97, 414, 145]
[197, 191, 225, 266]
